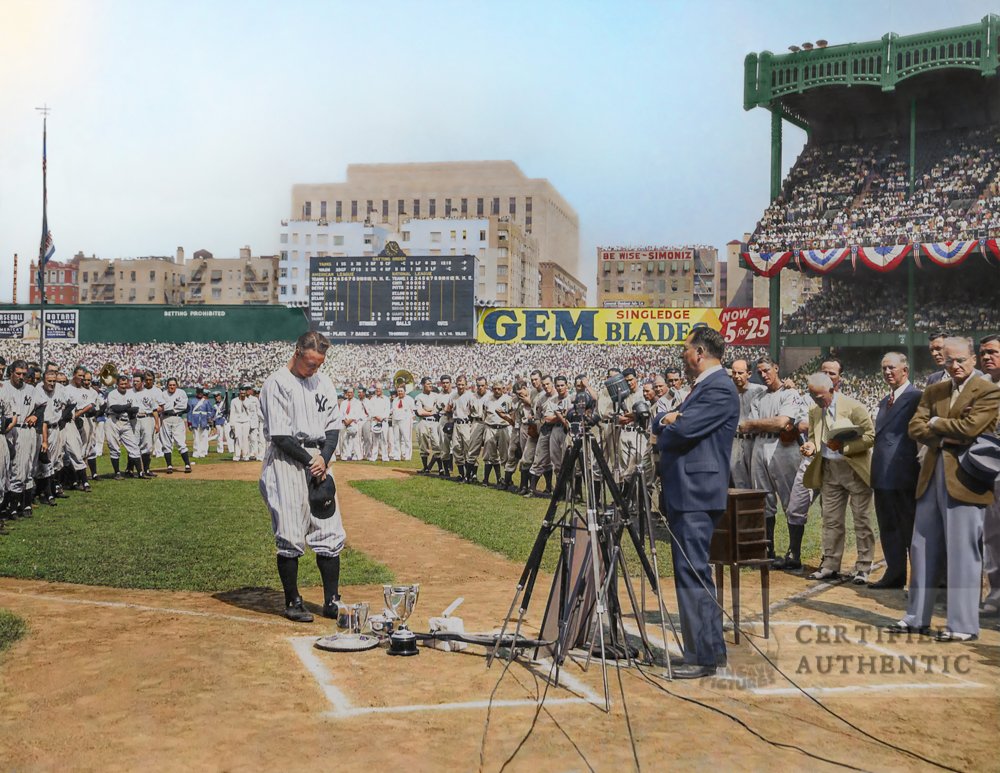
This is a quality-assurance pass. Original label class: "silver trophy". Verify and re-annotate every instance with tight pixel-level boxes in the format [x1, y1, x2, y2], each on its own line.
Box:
[383, 583, 420, 656]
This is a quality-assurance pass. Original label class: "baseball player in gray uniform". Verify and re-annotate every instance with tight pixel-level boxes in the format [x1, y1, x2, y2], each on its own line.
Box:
[730, 359, 766, 489]
[435, 376, 456, 478]
[159, 378, 193, 473]
[743, 357, 810, 561]
[105, 374, 142, 479]
[501, 381, 531, 492]
[259, 331, 345, 623]
[414, 377, 440, 474]
[449, 376, 478, 483]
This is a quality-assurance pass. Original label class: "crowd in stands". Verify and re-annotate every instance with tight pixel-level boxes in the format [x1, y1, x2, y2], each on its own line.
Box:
[781, 273, 1000, 336]
[751, 126, 1000, 251]
[0, 340, 767, 392]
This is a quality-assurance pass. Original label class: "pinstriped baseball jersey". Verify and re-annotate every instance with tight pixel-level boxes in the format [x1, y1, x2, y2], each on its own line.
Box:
[259, 364, 345, 559]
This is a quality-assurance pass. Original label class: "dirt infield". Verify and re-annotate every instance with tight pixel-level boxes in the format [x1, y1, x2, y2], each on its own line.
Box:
[0, 461, 997, 771]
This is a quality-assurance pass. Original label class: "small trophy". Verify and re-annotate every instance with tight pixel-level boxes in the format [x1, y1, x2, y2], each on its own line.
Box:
[384, 583, 420, 656]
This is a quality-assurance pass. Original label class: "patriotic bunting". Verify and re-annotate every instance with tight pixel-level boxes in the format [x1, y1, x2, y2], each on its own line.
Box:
[741, 250, 792, 277]
[918, 241, 978, 267]
[798, 247, 850, 274]
[857, 244, 912, 272]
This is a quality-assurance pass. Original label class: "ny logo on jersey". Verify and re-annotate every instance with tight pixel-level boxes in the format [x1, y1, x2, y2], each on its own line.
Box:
[315, 394, 329, 413]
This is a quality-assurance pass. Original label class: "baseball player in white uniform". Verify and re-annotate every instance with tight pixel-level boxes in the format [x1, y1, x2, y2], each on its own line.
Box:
[230, 387, 254, 461]
[159, 378, 193, 473]
[389, 383, 415, 461]
[339, 387, 365, 461]
[259, 332, 346, 623]
[247, 387, 265, 460]
[366, 382, 390, 462]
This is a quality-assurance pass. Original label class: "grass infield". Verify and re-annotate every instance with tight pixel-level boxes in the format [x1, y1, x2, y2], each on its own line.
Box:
[352, 472, 842, 577]
[0, 609, 27, 654]
[0, 475, 392, 592]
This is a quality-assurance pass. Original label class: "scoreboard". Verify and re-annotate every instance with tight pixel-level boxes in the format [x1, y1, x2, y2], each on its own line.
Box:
[309, 254, 476, 340]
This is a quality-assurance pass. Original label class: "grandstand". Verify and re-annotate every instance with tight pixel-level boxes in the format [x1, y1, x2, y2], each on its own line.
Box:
[741, 16, 1000, 370]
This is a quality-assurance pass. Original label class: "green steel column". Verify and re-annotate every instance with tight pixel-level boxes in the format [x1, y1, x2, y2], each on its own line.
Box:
[769, 109, 782, 363]
[907, 98, 916, 366]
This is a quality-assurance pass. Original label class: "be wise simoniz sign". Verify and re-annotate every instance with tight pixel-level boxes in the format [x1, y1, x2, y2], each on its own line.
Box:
[477, 307, 769, 345]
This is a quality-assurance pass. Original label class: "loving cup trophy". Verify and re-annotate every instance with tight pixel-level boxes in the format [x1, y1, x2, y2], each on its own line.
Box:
[384, 583, 420, 656]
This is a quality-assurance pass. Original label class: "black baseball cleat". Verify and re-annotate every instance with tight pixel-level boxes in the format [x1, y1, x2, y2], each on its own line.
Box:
[284, 597, 314, 623]
[82, 482, 92, 493]
[166, 466, 174, 474]
[184, 465, 192, 473]
[113, 472, 124, 481]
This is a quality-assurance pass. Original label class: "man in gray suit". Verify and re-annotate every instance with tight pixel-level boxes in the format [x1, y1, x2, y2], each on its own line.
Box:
[891, 337, 1000, 641]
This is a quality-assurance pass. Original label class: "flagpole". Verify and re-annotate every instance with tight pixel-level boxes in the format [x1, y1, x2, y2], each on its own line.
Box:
[36, 106, 50, 367]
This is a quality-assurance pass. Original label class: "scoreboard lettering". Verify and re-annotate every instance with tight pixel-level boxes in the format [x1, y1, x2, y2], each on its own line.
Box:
[309, 255, 476, 340]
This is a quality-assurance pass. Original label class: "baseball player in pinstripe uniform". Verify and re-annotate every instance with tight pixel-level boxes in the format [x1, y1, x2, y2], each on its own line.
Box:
[259, 331, 345, 623]
[132, 372, 161, 478]
[63, 366, 95, 491]
[2, 360, 45, 517]
[106, 374, 142, 479]
[159, 378, 193, 474]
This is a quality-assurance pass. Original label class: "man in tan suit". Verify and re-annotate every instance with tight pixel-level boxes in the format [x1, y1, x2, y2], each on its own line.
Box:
[892, 337, 1000, 641]
[800, 372, 875, 583]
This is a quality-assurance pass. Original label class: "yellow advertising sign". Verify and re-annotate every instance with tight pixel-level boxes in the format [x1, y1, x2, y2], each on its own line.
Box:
[477, 307, 771, 346]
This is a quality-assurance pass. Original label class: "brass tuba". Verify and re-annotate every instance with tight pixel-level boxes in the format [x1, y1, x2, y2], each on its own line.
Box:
[99, 362, 119, 388]
[392, 369, 415, 392]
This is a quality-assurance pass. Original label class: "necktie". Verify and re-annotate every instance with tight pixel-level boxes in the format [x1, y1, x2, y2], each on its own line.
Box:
[887, 393, 895, 408]
[347, 403, 351, 414]
[398, 399, 403, 408]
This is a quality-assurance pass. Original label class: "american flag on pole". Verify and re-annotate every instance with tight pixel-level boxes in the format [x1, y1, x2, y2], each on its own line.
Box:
[38, 117, 54, 295]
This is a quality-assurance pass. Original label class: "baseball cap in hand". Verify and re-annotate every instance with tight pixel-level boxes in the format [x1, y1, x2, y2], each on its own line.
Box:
[308, 473, 338, 519]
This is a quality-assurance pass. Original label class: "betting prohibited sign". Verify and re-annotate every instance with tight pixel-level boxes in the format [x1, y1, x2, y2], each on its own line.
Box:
[718, 308, 770, 346]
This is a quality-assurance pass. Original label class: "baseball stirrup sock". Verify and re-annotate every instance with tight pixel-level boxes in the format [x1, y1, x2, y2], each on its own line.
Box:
[180, 451, 190, 466]
[88, 458, 97, 476]
[163, 452, 173, 468]
[316, 554, 341, 604]
[141, 453, 151, 473]
[276, 556, 300, 604]
[765, 517, 776, 558]
[110, 457, 120, 474]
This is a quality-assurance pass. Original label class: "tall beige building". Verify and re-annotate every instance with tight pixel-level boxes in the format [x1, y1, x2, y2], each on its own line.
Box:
[291, 160, 581, 277]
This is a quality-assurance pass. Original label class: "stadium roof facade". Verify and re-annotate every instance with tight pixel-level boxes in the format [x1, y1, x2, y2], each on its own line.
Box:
[745, 15, 1000, 138]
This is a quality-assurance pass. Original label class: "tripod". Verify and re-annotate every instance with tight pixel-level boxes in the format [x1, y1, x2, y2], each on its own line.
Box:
[490, 425, 676, 710]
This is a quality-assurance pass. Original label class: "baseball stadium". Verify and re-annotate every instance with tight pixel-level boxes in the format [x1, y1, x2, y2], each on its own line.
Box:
[2, 14, 1000, 773]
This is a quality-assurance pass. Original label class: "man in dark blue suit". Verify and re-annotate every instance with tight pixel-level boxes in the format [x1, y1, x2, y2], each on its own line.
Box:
[870, 352, 921, 588]
[653, 327, 739, 679]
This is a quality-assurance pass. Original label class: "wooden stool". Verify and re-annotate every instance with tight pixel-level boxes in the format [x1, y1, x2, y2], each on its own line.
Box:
[709, 489, 770, 643]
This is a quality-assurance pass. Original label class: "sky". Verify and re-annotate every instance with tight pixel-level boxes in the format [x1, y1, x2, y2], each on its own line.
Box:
[1, 0, 997, 303]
